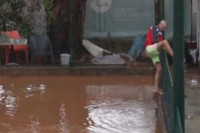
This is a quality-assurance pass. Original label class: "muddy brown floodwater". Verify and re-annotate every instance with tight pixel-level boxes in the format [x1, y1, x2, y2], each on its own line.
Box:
[0, 76, 163, 133]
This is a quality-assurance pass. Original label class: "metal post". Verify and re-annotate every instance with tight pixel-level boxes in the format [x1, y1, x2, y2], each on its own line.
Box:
[173, 0, 185, 132]
[69, 0, 74, 67]
[161, 0, 165, 20]
[198, 0, 200, 62]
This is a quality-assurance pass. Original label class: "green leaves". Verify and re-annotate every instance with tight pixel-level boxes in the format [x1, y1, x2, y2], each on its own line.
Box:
[0, 0, 26, 31]
[0, 0, 54, 37]
[43, 0, 54, 31]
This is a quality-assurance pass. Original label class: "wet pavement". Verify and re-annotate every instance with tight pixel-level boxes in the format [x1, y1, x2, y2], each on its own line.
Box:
[0, 76, 162, 133]
[185, 68, 200, 133]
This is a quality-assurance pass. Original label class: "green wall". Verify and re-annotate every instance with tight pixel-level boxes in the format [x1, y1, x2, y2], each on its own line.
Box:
[164, 0, 191, 39]
[84, 0, 155, 38]
[84, 0, 191, 39]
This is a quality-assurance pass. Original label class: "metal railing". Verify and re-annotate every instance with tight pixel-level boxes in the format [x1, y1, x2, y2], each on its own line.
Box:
[160, 51, 183, 133]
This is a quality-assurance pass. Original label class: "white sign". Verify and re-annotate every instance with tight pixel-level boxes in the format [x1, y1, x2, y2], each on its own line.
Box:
[90, 0, 112, 13]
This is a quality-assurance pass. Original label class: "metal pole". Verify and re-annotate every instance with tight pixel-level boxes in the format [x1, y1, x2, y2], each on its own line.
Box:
[173, 0, 185, 132]
[69, 0, 74, 67]
[190, 0, 193, 43]
[161, 0, 165, 20]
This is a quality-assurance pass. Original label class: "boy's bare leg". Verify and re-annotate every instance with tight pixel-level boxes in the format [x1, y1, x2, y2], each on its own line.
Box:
[154, 63, 162, 93]
[156, 40, 173, 57]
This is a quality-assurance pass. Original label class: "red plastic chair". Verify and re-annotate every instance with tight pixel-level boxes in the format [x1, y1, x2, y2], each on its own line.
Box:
[0, 32, 10, 64]
[1, 30, 29, 64]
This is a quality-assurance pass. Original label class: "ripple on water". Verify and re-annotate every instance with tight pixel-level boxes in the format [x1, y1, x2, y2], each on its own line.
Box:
[0, 85, 17, 117]
[25, 84, 46, 98]
[28, 115, 40, 133]
[59, 103, 69, 133]
[86, 99, 156, 133]
[0, 85, 5, 104]
[186, 79, 200, 88]
[4, 91, 17, 117]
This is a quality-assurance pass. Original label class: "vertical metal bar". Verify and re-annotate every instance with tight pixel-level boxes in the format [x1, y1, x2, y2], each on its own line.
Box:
[177, 107, 184, 133]
[161, 0, 165, 20]
[162, 0, 165, 36]
[190, 0, 193, 42]
[198, 0, 200, 62]
[69, 0, 74, 66]
[173, 0, 185, 132]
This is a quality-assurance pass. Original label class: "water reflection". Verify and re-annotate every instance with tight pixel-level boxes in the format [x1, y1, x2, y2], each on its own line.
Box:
[28, 115, 40, 133]
[87, 100, 156, 133]
[86, 85, 157, 133]
[25, 84, 46, 98]
[5, 91, 17, 117]
[0, 85, 5, 104]
[0, 85, 17, 117]
[189, 79, 198, 86]
[59, 103, 68, 133]
[185, 69, 200, 133]
[0, 76, 161, 133]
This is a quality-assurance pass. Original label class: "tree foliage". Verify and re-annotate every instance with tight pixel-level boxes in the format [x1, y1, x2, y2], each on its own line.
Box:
[0, 0, 33, 37]
[0, 0, 88, 60]
[43, 0, 54, 32]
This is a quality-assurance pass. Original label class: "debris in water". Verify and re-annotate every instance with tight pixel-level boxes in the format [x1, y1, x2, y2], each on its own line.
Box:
[190, 79, 198, 86]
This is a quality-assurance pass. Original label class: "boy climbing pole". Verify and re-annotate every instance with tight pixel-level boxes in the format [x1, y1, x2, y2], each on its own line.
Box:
[145, 20, 173, 93]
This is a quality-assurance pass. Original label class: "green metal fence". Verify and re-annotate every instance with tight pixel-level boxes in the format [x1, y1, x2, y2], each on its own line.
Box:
[160, 51, 183, 133]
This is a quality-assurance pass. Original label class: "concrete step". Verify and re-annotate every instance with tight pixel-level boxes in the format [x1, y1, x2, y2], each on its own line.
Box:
[0, 62, 154, 76]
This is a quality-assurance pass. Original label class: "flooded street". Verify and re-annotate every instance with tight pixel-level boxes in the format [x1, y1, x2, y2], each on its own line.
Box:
[185, 68, 200, 133]
[0, 76, 162, 133]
